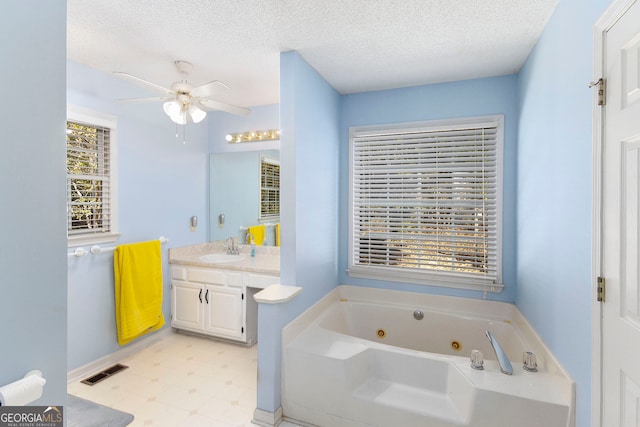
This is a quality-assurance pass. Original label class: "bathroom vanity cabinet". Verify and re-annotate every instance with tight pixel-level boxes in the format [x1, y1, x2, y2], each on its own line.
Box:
[170, 264, 279, 345]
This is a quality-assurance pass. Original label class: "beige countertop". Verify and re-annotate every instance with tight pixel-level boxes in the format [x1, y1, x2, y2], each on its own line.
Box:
[254, 284, 302, 304]
[168, 242, 280, 275]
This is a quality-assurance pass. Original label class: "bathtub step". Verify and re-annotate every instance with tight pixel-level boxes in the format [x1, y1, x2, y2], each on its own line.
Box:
[352, 378, 466, 425]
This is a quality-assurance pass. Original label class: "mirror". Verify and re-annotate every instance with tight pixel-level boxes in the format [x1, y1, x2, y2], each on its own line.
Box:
[209, 150, 280, 244]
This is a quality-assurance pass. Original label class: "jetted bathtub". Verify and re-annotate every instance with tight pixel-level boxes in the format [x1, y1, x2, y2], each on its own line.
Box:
[282, 285, 575, 427]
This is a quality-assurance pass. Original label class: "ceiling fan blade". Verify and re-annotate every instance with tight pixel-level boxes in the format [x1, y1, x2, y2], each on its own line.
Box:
[198, 98, 251, 116]
[190, 80, 230, 98]
[113, 72, 174, 95]
[116, 96, 171, 104]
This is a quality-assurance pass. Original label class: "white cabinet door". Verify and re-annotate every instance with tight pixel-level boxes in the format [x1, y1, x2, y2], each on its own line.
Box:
[171, 281, 204, 332]
[204, 284, 244, 340]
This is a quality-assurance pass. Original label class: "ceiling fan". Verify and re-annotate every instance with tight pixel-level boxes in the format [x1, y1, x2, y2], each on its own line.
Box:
[114, 60, 250, 124]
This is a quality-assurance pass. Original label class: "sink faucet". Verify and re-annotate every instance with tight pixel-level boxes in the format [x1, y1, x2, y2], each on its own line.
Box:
[225, 237, 239, 255]
[485, 331, 513, 375]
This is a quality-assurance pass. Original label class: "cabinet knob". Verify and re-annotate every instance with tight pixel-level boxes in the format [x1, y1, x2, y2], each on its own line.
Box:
[205, 289, 209, 304]
[199, 289, 203, 303]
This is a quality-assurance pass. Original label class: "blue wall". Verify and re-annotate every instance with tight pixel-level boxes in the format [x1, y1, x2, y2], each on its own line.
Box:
[256, 51, 341, 412]
[339, 76, 519, 303]
[516, 0, 611, 425]
[67, 61, 210, 370]
[0, 1, 68, 406]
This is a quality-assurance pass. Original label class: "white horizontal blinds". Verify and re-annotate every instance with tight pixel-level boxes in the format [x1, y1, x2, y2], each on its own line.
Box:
[260, 158, 280, 218]
[66, 121, 111, 235]
[352, 121, 499, 282]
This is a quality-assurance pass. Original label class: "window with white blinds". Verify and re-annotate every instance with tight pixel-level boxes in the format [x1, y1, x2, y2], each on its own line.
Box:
[348, 115, 503, 291]
[260, 156, 280, 220]
[66, 107, 118, 246]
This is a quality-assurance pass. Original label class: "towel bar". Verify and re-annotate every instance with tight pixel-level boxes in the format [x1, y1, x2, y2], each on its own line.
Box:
[90, 236, 168, 254]
[239, 223, 277, 230]
[67, 248, 88, 258]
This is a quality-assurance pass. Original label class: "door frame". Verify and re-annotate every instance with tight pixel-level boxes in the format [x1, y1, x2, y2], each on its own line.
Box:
[592, 1, 638, 426]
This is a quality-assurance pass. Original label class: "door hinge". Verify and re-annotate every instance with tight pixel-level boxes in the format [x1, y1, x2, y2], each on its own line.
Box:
[597, 276, 606, 302]
[589, 78, 606, 106]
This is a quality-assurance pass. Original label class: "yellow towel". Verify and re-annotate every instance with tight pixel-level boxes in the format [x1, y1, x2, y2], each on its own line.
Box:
[113, 240, 165, 346]
[275, 223, 280, 247]
[248, 224, 266, 246]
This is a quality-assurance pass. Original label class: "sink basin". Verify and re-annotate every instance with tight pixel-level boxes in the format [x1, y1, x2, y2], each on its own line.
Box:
[199, 253, 246, 263]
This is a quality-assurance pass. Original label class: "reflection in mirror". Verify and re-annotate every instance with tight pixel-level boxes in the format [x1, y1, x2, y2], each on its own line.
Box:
[259, 155, 280, 221]
[209, 150, 279, 244]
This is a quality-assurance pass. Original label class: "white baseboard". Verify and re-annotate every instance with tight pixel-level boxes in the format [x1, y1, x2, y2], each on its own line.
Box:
[67, 328, 174, 383]
[252, 406, 283, 427]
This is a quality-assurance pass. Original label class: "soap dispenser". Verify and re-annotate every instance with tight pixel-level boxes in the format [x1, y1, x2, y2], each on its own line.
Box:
[247, 232, 256, 257]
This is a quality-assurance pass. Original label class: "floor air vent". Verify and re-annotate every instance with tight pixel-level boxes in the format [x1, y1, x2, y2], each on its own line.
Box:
[81, 363, 128, 386]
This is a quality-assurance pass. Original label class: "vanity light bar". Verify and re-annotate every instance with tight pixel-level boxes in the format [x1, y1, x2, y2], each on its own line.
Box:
[225, 129, 280, 143]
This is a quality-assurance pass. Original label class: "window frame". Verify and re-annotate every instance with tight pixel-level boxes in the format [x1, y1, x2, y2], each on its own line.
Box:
[347, 115, 504, 293]
[66, 105, 119, 247]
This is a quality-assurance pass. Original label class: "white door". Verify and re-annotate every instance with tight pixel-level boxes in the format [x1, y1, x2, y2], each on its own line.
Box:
[204, 284, 244, 340]
[601, 0, 640, 424]
[171, 281, 204, 331]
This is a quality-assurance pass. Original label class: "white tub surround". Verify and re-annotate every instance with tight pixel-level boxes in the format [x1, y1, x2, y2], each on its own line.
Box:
[282, 285, 575, 427]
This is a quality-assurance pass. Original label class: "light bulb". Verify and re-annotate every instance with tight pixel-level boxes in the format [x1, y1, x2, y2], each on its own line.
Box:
[188, 105, 206, 123]
[163, 100, 189, 124]
[171, 109, 187, 125]
[163, 101, 180, 117]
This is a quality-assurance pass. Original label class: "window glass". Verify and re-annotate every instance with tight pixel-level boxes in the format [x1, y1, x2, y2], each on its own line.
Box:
[349, 116, 503, 291]
[66, 107, 118, 246]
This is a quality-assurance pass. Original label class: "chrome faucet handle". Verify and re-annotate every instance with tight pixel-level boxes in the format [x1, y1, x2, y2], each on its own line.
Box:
[225, 237, 235, 254]
[470, 350, 484, 370]
[523, 351, 538, 372]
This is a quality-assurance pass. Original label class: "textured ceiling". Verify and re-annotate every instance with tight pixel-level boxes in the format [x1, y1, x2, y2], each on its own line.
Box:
[67, 0, 558, 108]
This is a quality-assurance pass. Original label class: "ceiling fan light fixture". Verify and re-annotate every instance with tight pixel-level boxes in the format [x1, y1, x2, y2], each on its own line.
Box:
[188, 104, 206, 123]
[164, 100, 206, 124]
[163, 100, 189, 125]
[176, 109, 189, 125]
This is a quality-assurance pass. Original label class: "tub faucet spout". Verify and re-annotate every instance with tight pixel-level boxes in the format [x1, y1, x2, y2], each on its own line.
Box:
[485, 331, 512, 375]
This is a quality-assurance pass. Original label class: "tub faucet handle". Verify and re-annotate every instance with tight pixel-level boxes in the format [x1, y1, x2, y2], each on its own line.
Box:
[523, 351, 538, 372]
[470, 350, 484, 370]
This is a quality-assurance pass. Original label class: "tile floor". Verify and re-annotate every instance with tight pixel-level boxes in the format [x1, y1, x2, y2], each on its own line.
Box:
[68, 332, 300, 427]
